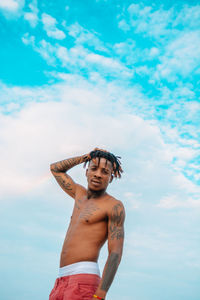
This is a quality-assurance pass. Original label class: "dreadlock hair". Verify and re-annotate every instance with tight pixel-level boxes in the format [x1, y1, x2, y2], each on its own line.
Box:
[84, 149, 123, 178]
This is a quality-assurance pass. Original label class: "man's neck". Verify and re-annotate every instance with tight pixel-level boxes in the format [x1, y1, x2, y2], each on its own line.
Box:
[87, 188, 106, 199]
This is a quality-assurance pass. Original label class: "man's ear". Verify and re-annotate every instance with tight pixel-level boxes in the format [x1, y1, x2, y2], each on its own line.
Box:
[109, 174, 113, 183]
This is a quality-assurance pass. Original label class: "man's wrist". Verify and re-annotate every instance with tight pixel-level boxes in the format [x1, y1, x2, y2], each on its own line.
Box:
[93, 288, 106, 300]
[82, 153, 91, 162]
[93, 295, 104, 300]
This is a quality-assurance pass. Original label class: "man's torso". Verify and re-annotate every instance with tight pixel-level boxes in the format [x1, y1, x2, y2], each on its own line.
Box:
[60, 186, 115, 267]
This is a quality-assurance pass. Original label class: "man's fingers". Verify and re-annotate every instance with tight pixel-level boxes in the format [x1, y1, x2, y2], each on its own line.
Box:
[93, 147, 108, 153]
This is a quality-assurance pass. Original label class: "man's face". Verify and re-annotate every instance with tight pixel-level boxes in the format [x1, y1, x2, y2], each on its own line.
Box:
[86, 157, 113, 191]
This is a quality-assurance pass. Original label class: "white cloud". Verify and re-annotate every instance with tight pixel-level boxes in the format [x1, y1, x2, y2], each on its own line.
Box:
[149, 47, 160, 57]
[0, 76, 199, 206]
[24, 11, 38, 26]
[157, 195, 200, 209]
[125, 228, 200, 271]
[42, 12, 56, 27]
[22, 32, 132, 78]
[0, 0, 20, 11]
[114, 39, 135, 57]
[56, 44, 89, 69]
[86, 53, 125, 71]
[67, 22, 108, 52]
[127, 3, 141, 16]
[173, 4, 200, 29]
[119, 4, 174, 38]
[22, 34, 57, 65]
[119, 4, 200, 42]
[116, 4, 200, 86]
[118, 19, 130, 32]
[24, 0, 38, 28]
[37, 39, 57, 64]
[173, 146, 197, 162]
[56, 46, 70, 65]
[123, 192, 141, 209]
[174, 85, 195, 99]
[113, 41, 159, 67]
[135, 65, 151, 76]
[0, 0, 24, 16]
[41, 13, 66, 40]
[21, 33, 35, 46]
[155, 31, 200, 81]
[59, 45, 132, 77]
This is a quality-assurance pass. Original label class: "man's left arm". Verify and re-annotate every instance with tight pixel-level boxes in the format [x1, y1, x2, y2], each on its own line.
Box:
[93, 201, 125, 300]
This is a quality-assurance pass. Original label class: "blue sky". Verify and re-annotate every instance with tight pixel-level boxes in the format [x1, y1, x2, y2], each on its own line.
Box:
[0, 0, 200, 299]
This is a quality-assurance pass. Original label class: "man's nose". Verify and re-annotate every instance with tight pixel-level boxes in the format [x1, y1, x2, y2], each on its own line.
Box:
[94, 169, 102, 178]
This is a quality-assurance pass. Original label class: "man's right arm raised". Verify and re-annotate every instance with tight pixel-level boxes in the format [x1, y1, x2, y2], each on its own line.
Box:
[50, 154, 89, 199]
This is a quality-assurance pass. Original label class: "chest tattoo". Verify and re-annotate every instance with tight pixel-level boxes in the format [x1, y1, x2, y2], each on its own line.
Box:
[79, 202, 100, 221]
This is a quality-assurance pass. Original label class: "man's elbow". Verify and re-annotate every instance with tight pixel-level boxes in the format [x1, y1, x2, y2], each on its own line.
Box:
[117, 252, 122, 265]
[50, 163, 57, 173]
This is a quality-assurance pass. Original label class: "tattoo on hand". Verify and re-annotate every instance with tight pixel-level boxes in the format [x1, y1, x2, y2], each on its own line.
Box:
[101, 252, 119, 291]
[109, 204, 125, 240]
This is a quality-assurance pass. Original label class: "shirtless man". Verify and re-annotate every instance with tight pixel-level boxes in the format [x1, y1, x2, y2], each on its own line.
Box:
[49, 148, 125, 300]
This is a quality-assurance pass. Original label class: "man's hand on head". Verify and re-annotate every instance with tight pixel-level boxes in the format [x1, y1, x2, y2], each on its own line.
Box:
[82, 153, 92, 161]
[93, 147, 108, 153]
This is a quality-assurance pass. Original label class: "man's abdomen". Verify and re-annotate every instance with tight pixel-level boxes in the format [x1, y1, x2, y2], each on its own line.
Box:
[60, 227, 107, 267]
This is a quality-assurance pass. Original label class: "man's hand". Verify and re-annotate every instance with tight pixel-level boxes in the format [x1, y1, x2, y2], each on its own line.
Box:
[88, 148, 109, 163]
[92, 147, 109, 153]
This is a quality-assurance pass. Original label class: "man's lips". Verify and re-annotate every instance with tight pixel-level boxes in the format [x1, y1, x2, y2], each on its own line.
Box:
[91, 179, 101, 185]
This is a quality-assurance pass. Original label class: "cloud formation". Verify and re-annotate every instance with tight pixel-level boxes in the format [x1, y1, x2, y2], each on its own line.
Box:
[41, 13, 66, 40]
[0, 0, 24, 17]
[24, 0, 38, 27]
[1, 76, 199, 208]
[0, 0, 22, 12]
[1, 2, 200, 300]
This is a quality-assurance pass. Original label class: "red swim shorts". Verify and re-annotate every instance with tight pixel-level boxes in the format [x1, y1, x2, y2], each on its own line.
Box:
[49, 273, 101, 300]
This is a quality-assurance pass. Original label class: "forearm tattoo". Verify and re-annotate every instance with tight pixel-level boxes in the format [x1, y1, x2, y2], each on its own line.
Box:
[51, 156, 84, 173]
[109, 203, 125, 240]
[100, 204, 125, 292]
[101, 252, 119, 291]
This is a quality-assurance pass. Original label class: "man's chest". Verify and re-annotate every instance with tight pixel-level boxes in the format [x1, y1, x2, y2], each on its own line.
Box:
[71, 199, 107, 224]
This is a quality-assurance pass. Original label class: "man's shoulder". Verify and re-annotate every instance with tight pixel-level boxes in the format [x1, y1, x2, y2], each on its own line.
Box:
[106, 195, 125, 214]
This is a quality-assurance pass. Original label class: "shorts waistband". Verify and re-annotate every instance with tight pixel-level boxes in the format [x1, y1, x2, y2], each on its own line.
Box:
[59, 261, 100, 277]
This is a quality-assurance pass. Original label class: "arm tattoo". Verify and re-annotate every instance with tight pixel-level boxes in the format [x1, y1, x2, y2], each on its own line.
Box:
[101, 252, 119, 291]
[51, 156, 84, 173]
[54, 175, 75, 197]
[109, 204, 125, 240]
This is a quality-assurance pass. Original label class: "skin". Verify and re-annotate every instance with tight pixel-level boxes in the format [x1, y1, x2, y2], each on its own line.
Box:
[50, 151, 125, 299]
